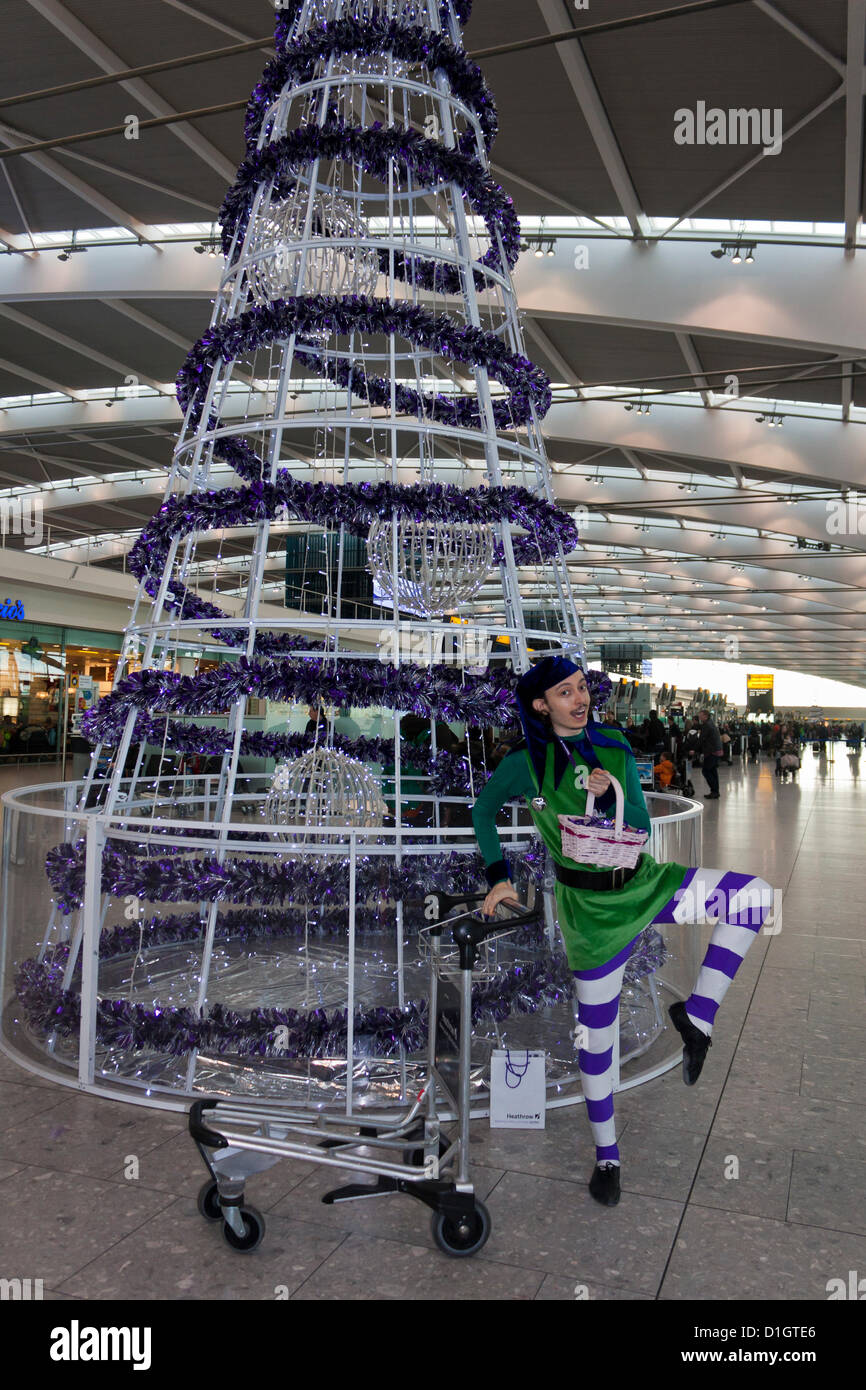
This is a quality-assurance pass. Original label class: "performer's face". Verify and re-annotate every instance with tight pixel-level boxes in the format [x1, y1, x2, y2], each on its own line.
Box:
[533, 673, 590, 735]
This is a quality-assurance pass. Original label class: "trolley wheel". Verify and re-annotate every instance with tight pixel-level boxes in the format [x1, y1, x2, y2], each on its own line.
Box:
[431, 1201, 491, 1258]
[221, 1205, 265, 1253]
[197, 1180, 222, 1223]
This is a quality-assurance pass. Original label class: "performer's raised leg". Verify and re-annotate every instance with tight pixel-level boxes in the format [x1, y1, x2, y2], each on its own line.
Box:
[651, 868, 774, 1083]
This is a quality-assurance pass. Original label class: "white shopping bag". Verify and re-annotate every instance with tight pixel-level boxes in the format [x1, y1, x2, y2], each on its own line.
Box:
[489, 1049, 546, 1129]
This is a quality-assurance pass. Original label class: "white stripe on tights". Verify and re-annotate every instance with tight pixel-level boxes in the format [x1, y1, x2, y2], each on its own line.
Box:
[576, 971, 626, 1005]
[690, 964, 737, 1005]
[727, 879, 773, 924]
[671, 869, 729, 924]
[581, 1067, 617, 1102]
[706, 920, 763, 956]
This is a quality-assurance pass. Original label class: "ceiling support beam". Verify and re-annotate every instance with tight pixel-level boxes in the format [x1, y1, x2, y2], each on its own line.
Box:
[524, 316, 586, 397]
[752, 0, 847, 75]
[675, 332, 713, 406]
[489, 161, 624, 234]
[65, 430, 170, 473]
[534, 0, 652, 239]
[25, 0, 237, 185]
[0, 303, 168, 396]
[0, 353, 86, 401]
[157, 0, 266, 44]
[56, 145, 219, 216]
[620, 446, 649, 481]
[658, 88, 845, 239]
[0, 223, 36, 254]
[0, 118, 157, 244]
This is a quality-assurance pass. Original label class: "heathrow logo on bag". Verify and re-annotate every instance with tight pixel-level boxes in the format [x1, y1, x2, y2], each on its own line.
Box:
[490, 1049, 546, 1129]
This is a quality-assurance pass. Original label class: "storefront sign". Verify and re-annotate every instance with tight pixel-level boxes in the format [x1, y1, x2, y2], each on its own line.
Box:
[0, 598, 25, 621]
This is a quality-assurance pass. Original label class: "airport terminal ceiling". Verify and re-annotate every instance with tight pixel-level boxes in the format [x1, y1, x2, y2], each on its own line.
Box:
[0, 0, 865, 684]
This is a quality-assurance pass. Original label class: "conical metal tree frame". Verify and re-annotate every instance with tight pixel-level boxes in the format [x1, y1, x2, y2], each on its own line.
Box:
[15, 0, 693, 1110]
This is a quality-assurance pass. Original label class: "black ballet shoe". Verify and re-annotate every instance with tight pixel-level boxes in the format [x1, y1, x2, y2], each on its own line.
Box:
[589, 1162, 621, 1207]
[668, 1001, 712, 1085]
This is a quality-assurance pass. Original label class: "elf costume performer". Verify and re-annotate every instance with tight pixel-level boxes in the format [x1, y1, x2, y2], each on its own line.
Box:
[472, 656, 774, 1207]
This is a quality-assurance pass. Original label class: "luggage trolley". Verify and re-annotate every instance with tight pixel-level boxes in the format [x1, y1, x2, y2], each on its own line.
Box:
[189, 893, 540, 1257]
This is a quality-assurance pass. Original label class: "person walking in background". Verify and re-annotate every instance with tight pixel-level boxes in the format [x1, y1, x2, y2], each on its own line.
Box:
[698, 708, 723, 800]
[644, 708, 668, 757]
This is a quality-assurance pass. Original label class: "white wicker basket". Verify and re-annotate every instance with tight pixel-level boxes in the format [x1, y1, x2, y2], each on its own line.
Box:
[558, 774, 649, 870]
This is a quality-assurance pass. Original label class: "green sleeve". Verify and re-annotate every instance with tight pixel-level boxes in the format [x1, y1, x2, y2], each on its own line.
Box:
[618, 737, 651, 833]
[471, 749, 535, 881]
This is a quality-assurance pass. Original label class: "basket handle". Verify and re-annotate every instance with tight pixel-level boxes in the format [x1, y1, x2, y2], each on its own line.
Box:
[584, 772, 625, 837]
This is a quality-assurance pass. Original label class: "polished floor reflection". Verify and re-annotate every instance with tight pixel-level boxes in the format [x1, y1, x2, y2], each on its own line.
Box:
[0, 748, 863, 1300]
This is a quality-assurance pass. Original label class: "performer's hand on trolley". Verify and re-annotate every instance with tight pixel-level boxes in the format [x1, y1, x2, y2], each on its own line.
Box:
[482, 880, 521, 918]
[586, 768, 612, 797]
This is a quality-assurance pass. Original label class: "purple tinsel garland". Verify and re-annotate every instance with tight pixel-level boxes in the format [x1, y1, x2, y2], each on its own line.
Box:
[124, 472, 577, 655]
[79, 662, 612, 760]
[177, 296, 549, 433]
[249, 17, 497, 157]
[14, 942, 570, 1061]
[79, 708, 494, 796]
[54, 901, 466, 966]
[125, 474, 576, 652]
[273, 3, 475, 55]
[14, 921, 664, 1062]
[219, 118, 521, 279]
[44, 840, 532, 917]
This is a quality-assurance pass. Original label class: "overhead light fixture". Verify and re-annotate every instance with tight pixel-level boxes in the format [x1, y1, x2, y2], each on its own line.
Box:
[57, 231, 87, 262]
[534, 243, 544, 258]
[546, 240, 556, 257]
[710, 240, 757, 264]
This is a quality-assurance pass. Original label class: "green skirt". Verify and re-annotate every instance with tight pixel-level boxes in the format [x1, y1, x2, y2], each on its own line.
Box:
[555, 852, 688, 971]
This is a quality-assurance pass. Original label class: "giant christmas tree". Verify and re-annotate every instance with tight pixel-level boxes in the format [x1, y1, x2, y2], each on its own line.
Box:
[18, 0, 664, 1102]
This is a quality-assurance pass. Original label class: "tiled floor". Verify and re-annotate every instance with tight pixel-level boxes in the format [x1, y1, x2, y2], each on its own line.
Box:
[1, 751, 864, 1300]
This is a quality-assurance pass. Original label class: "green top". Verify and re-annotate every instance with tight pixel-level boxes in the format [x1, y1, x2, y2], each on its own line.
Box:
[471, 728, 687, 970]
[471, 729, 650, 874]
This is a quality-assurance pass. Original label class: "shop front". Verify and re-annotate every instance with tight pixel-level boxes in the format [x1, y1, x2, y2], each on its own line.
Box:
[0, 614, 123, 769]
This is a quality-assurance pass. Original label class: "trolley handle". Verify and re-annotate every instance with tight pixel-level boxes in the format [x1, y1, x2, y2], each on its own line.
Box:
[420, 892, 541, 971]
[419, 890, 539, 934]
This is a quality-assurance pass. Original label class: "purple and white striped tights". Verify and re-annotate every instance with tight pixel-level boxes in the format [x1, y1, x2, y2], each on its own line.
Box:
[573, 869, 774, 1166]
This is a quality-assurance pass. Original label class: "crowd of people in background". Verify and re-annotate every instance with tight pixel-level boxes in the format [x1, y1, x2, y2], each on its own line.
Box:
[611, 709, 866, 798]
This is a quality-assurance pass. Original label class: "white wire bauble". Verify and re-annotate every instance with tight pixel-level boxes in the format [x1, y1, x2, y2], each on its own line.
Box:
[247, 188, 380, 308]
[367, 517, 494, 617]
[263, 747, 388, 841]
